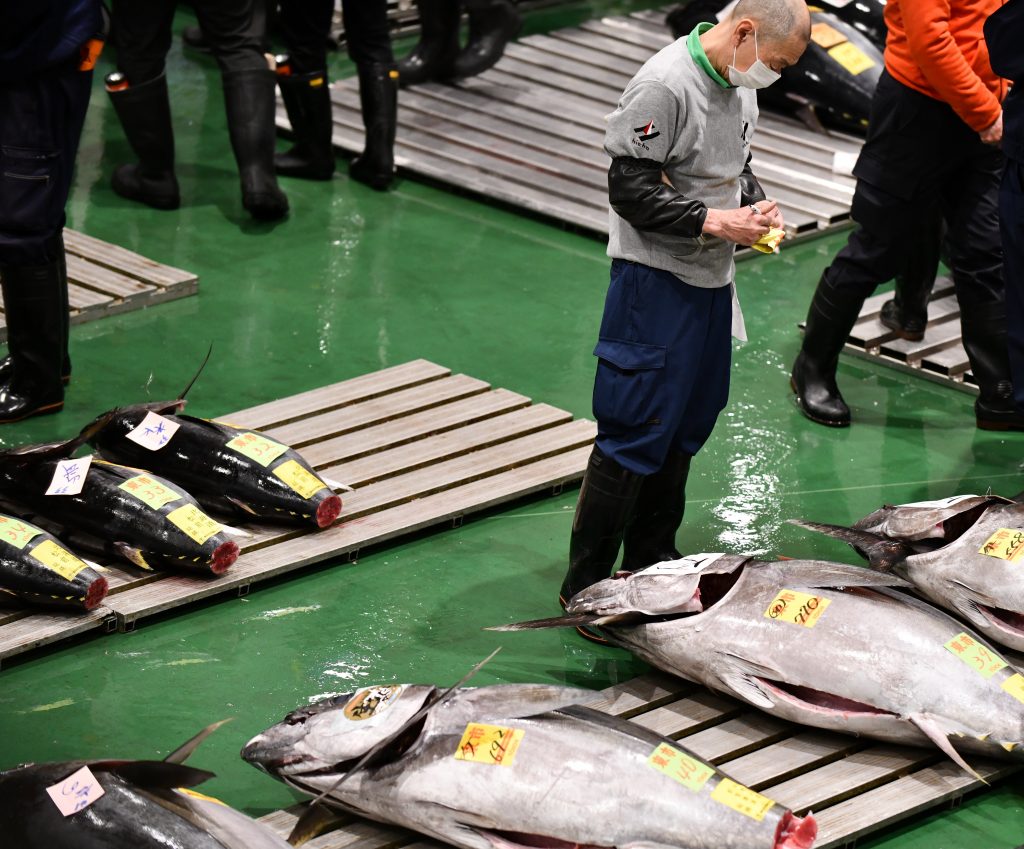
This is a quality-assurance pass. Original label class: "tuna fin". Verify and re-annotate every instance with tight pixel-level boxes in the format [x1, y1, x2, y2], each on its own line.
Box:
[717, 654, 778, 711]
[908, 713, 987, 783]
[786, 520, 913, 572]
[224, 496, 260, 516]
[178, 343, 213, 402]
[114, 542, 153, 570]
[486, 612, 638, 632]
[164, 719, 232, 764]
[92, 759, 215, 789]
[771, 557, 913, 589]
[286, 803, 344, 847]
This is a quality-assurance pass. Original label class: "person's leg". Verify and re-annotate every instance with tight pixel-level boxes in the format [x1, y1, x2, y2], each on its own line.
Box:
[880, 208, 943, 341]
[1001, 159, 1024, 411]
[395, 0, 460, 87]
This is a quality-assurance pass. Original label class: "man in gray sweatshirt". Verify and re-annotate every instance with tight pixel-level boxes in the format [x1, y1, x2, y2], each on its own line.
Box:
[560, 0, 810, 628]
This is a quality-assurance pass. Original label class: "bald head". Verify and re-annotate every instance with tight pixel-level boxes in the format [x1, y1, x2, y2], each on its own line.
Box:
[729, 0, 812, 47]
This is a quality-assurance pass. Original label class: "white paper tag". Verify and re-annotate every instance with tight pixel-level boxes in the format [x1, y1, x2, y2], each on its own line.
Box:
[46, 456, 93, 496]
[46, 765, 105, 816]
[125, 411, 180, 451]
[644, 553, 725, 576]
[901, 495, 981, 510]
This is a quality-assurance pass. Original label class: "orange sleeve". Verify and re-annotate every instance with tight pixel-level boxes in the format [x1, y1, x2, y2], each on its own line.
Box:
[898, 0, 1001, 132]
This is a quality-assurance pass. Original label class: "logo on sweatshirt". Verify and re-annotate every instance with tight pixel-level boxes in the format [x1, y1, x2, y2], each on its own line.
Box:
[633, 120, 661, 142]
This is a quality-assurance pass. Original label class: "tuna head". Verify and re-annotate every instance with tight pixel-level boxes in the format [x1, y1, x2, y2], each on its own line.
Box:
[242, 685, 438, 780]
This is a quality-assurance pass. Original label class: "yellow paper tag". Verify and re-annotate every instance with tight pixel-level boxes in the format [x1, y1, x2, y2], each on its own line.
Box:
[764, 589, 831, 628]
[30, 539, 89, 582]
[648, 743, 714, 791]
[0, 515, 42, 550]
[979, 528, 1024, 562]
[453, 723, 524, 766]
[167, 504, 221, 544]
[944, 632, 1007, 678]
[273, 459, 326, 499]
[710, 778, 774, 821]
[226, 432, 288, 467]
[751, 228, 785, 254]
[1001, 673, 1024, 704]
[811, 21, 847, 48]
[828, 41, 876, 75]
[119, 474, 180, 509]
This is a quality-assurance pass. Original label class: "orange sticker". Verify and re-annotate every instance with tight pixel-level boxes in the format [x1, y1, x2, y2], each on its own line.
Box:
[31, 540, 89, 582]
[944, 632, 1007, 678]
[119, 474, 180, 509]
[648, 743, 714, 791]
[811, 22, 846, 48]
[273, 459, 326, 499]
[710, 778, 774, 821]
[0, 515, 42, 550]
[1001, 673, 1024, 704]
[453, 723, 524, 766]
[764, 589, 831, 628]
[979, 528, 1024, 563]
[828, 41, 876, 75]
[226, 432, 288, 467]
[166, 504, 221, 544]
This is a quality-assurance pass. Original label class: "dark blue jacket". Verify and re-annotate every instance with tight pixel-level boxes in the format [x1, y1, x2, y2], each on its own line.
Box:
[985, 0, 1024, 162]
[0, 0, 102, 82]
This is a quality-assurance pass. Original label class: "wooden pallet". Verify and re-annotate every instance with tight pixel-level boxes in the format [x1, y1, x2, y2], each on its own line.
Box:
[0, 230, 198, 343]
[0, 360, 594, 666]
[300, 7, 861, 240]
[255, 671, 1020, 849]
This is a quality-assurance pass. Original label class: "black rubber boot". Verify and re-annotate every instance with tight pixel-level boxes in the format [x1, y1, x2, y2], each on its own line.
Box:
[452, 0, 521, 79]
[0, 257, 67, 423]
[879, 224, 941, 342]
[961, 301, 1024, 431]
[222, 69, 290, 220]
[621, 451, 691, 572]
[349, 64, 398, 191]
[107, 73, 181, 210]
[275, 69, 336, 180]
[397, 0, 460, 87]
[791, 272, 866, 427]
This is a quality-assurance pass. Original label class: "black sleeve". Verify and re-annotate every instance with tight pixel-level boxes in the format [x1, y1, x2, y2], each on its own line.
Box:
[985, 0, 1024, 84]
[739, 153, 767, 206]
[607, 157, 708, 238]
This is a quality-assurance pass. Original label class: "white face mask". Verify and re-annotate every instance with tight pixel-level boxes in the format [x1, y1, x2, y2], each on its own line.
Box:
[728, 30, 781, 89]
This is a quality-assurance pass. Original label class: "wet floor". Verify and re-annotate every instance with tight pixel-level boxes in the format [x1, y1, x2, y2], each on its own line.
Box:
[0, 3, 1022, 846]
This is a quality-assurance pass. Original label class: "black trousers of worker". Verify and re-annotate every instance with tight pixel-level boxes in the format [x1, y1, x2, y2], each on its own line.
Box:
[278, 0, 393, 72]
[825, 71, 1003, 314]
[0, 56, 93, 266]
[113, 0, 268, 82]
[1003, 158, 1024, 408]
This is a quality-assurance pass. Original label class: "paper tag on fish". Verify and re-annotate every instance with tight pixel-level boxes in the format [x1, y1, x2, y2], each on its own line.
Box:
[979, 529, 1024, 563]
[810, 21, 846, 48]
[46, 456, 93, 496]
[119, 474, 180, 509]
[647, 743, 714, 791]
[644, 553, 724, 576]
[226, 432, 288, 467]
[827, 41, 876, 75]
[273, 459, 326, 499]
[1000, 673, 1024, 705]
[454, 723, 524, 767]
[167, 504, 222, 544]
[944, 632, 1007, 678]
[764, 589, 831, 628]
[46, 765, 105, 816]
[31, 539, 89, 582]
[125, 411, 180, 451]
[344, 685, 405, 721]
[0, 515, 42, 550]
[710, 778, 774, 821]
[901, 495, 980, 510]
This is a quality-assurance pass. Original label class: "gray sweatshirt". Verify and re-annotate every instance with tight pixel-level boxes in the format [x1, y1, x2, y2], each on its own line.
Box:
[605, 32, 759, 289]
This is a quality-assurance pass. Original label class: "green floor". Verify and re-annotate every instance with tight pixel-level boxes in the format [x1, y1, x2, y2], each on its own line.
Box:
[2, 4, 1023, 846]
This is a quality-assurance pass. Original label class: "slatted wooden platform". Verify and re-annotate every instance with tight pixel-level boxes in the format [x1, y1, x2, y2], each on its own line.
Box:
[299, 7, 861, 240]
[255, 670, 1020, 849]
[0, 360, 593, 666]
[0, 230, 198, 342]
[838, 276, 977, 395]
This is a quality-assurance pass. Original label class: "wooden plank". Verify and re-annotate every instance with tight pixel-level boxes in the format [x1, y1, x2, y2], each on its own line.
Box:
[718, 731, 865, 790]
[681, 712, 794, 763]
[630, 690, 745, 737]
[67, 283, 115, 312]
[580, 671, 697, 717]
[63, 229, 196, 287]
[65, 254, 156, 300]
[257, 806, 413, 849]
[0, 607, 114, 663]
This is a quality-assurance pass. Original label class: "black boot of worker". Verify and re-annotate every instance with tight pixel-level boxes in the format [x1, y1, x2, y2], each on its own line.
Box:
[275, 70, 336, 180]
[222, 69, 290, 221]
[879, 227, 941, 342]
[349, 64, 397, 191]
[961, 301, 1024, 431]
[452, 0, 521, 79]
[621, 451, 691, 571]
[398, 0, 460, 86]
[791, 272, 865, 427]
[560, 448, 644, 646]
[0, 260, 66, 423]
[108, 73, 181, 210]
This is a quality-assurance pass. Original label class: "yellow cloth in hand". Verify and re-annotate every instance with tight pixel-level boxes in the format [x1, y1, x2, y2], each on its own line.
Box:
[751, 228, 786, 254]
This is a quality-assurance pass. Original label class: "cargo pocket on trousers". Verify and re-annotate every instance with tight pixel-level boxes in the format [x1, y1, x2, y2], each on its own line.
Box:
[592, 338, 667, 434]
[0, 146, 59, 236]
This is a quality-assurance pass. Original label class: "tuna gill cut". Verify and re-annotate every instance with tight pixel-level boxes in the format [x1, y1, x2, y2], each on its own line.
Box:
[242, 682, 817, 849]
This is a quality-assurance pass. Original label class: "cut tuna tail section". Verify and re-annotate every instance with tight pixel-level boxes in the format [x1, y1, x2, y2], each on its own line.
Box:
[908, 713, 986, 783]
[164, 719, 233, 765]
[786, 519, 913, 572]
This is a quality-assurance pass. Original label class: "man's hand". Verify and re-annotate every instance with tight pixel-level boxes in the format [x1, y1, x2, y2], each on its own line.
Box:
[765, 202, 785, 235]
[702, 200, 778, 246]
[980, 112, 1003, 145]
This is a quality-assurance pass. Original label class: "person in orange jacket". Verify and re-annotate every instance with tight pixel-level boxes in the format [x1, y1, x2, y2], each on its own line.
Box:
[790, 0, 1017, 429]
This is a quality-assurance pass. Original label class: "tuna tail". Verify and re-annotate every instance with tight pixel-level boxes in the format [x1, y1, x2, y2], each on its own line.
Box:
[908, 713, 986, 783]
[0, 408, 120, 464]
[486, 612, 639, 632]
[178, 343, 213, 402]
[786, 519, 914, 572]
[164, 719, 233, 765]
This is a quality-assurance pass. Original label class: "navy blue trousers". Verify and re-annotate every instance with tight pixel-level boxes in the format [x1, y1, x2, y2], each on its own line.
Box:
[0, 56, 93, 266]
[1003, 159, 1024, 409]
[592, 259, 732, 476]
